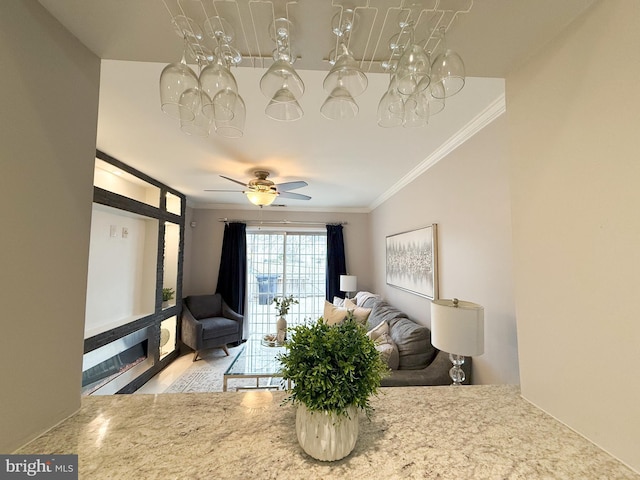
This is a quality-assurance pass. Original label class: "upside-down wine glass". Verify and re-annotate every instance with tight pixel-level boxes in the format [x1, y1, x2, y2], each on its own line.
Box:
[179, 58, 213, 137]
[396, 43, 431, 96]
[377, 74, 404, 128]
[402, 90, 429, 128]
[159, 35, 199, 120]
[321, 74, 359, 120]
[431, 26, 465, 98]
[260, 18, 304, 121]
[214, 92, 245, 138]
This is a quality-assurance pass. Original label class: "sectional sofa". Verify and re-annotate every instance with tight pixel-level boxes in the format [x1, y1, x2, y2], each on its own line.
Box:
[354, 292, 472, 386]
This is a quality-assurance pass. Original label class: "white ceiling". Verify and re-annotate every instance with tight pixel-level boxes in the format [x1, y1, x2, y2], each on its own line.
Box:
[39, 0, 595, 211]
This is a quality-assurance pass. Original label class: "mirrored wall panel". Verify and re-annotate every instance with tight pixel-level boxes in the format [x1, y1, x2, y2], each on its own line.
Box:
[162, 222, 180, 309]
[94, 158, 160, 208]
[160, 316, 177, 359]
[85, 204, 158, 338]
[166, 192, 182, 215]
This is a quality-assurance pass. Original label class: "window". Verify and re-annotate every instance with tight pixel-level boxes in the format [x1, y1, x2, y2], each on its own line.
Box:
[246, 231, 326, 336]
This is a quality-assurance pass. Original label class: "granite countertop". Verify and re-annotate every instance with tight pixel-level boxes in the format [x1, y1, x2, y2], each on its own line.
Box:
[18, 385, 639, 479]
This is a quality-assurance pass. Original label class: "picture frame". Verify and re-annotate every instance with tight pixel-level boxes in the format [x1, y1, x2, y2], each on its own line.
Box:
[386, 224, 438, 299]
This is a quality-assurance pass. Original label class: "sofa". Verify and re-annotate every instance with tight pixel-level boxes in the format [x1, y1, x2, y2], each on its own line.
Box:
[355, 292, 471, 387]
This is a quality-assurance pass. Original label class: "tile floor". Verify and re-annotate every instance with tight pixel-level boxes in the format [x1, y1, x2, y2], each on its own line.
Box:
[134, 352, 195, 394]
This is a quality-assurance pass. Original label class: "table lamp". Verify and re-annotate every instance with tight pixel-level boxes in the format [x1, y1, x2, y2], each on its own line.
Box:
[339, 275, 357, 299]
[430, 298, 484, 385]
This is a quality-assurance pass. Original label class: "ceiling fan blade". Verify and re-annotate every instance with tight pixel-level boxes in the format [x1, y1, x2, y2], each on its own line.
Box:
[276, 180, 308, 191]
[278, 191, 311, 201]
[220, 175, 248, 187]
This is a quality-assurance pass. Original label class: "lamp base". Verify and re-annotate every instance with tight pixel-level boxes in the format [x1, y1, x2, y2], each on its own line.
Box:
[448, 353, 466, 386]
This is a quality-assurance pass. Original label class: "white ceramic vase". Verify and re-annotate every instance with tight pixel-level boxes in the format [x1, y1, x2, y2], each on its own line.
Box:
[295, 404, 359, 461]
[276, 316, 287, 343]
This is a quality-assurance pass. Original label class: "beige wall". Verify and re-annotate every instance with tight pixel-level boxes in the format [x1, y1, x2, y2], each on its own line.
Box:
[507, 0, 640, 471]
[370, 115, 519, 385]
[0, 1, 100, 452]
[184, 208, 371, 297]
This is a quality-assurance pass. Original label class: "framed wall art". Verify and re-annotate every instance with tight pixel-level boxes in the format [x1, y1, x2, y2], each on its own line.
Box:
[386, 224, 438, 299]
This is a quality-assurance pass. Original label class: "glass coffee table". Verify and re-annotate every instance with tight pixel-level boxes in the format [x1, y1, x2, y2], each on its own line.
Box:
[223, 335, 289, 392]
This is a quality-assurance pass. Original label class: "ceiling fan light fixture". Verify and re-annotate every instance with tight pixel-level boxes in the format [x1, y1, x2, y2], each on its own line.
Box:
[245, 189, 277, 206]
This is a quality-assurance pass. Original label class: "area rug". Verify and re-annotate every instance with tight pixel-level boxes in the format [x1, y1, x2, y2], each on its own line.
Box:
[164, 344, 276, 393]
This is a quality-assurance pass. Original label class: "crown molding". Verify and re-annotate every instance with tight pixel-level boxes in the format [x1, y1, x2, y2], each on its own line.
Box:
[369, 92, 506, 211]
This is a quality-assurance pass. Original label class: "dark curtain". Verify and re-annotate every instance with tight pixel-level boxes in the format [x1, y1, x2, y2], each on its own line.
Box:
[326, 224, 346, 301]
[216, 222, 247, 315]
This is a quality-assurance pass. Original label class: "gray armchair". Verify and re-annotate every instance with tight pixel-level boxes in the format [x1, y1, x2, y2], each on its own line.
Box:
[181, 294, 244, 361]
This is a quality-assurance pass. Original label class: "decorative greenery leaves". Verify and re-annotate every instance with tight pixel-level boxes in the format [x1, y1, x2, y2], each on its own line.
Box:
[278, 314, 389, 417]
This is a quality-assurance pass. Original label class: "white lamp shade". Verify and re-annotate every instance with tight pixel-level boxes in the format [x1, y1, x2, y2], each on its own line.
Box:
[431, 299, 484, 357]
[339, 275, 357, 293]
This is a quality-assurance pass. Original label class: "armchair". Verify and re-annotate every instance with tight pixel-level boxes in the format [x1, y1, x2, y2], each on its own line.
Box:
[182, 294, 244, 361]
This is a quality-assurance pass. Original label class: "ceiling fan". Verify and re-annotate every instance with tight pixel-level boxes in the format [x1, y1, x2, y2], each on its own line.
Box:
[205, 170, 311, 206]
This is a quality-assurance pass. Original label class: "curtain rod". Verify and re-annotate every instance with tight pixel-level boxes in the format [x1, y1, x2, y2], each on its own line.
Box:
[218, 218, 347, 226]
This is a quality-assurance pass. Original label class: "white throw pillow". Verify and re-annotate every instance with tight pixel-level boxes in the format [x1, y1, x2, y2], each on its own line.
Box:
[323, 300, 348, 325]
[374, 332, 400, 370]
[344, 298, 372, 326]
[366, 320, 389, 341]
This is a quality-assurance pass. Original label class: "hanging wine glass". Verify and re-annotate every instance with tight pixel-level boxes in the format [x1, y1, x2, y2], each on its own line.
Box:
[428, 80, 446, 115]
[265, 87, 303, 122]
[260, 58, 304, 100]
[377, 75, 404, 128]
[214, 93, 245, 138]
[431, 26, 465, 98]
[323, 7, 367, 107]
[200, 56, 238, 121]
[396, 43, 431, 96]
[178, 59, 213, 137]
[321, 75, 359, 120]
[260, 18, 304, 121]
[323, 42, 368, 98]
[403, 91, 429, 128]
[159, 35, 199, 120]
[179, 88, 213, 136]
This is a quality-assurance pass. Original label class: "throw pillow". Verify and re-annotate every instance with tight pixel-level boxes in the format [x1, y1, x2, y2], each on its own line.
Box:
[366, 319, 389, 341]
[354, 291, 382, 307]
[344, 298, 372, 326]
[323, 300, 348, 325]
[332, 296, 345, 307]
[374, 332, 400, 370]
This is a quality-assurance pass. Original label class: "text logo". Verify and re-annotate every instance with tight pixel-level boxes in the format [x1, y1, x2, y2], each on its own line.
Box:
[1, 455, 77, 479]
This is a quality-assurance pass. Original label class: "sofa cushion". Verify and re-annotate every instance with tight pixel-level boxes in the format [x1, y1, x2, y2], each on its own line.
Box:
[344, 298, 372, 326]
[374, 332, 400, 370]
[366, 320, 389, 341]
[354, 291, 381, 308]
[323, 301, 348, 325]
[390, 318, 437, 370]
[186, 295, 222, 320]
[200, 317, 238, 340]
[366, 299, 408, 331]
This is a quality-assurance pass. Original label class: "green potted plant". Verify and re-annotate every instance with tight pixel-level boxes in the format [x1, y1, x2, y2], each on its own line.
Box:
[273, 295, 298, 343]
[278, 314, 388, 461]
[162, 287, 175, 308]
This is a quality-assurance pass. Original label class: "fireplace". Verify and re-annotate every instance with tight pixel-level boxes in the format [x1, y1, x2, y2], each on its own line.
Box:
[82, 327, 154, 395]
